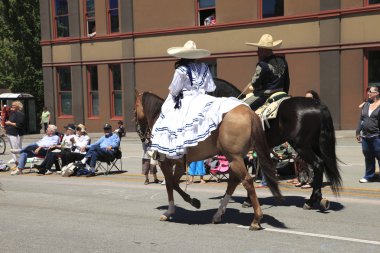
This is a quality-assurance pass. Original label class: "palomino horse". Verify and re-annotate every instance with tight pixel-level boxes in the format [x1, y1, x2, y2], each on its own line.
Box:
[213, 79, 342, 210]
[135, 91, 282, 230]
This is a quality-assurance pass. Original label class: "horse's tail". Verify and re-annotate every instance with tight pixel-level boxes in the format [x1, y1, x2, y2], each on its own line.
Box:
[251, 113, 282, 199]
[319, 103, 342, 195]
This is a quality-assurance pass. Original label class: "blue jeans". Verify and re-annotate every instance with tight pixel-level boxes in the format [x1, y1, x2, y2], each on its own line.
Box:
[18, 143, 48, 169]
[85, 145, 115, 168]
[361, 136, 380, 180]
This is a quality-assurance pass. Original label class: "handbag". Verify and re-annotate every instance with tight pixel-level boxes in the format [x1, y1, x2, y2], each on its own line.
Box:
[61, 162, 76, 177]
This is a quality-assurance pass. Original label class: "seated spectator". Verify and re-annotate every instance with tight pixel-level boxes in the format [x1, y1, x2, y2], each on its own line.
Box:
[114, 120, 126, 139]
[10, 125, 60, 175]
[35, 124, 76, 175]
[77, 123, 120, 177]
[60, 124, 91, 168]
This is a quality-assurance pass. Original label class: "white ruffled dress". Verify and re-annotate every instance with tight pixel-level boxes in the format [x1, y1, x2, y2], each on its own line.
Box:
[150, 62, 247, 158]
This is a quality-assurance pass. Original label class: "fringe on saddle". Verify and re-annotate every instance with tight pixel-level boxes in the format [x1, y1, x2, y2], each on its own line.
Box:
[255, 92, 290, 130]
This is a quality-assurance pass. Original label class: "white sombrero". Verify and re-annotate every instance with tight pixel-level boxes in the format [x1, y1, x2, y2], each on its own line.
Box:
[167, 40, 210, 59]
[245, 34, 282, 49]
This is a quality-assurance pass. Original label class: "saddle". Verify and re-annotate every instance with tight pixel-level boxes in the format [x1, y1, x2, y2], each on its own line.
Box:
[255, 92, 290, 129]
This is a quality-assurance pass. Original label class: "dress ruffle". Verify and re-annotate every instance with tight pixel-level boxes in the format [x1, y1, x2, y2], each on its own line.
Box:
[151, 92, 247, 158]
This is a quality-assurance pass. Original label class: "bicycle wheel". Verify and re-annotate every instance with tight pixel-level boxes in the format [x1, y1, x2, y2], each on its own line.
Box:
[0, 137, 6, 154]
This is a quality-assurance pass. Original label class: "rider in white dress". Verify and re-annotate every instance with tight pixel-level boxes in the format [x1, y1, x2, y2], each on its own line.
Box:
[150, 41, 247, 158]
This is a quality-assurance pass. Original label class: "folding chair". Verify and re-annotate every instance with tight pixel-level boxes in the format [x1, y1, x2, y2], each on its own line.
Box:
[208, 155, 229, 183]
[96, 148, 123, 175]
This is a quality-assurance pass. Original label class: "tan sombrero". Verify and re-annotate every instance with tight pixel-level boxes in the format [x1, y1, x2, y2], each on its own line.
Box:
[245, 34, 282, 49]
[167, 40, 210, 59]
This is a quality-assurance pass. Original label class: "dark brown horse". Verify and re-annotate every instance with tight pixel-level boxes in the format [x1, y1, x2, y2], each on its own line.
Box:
[135, 91, 282, 230]
[213, 79, 342, 210]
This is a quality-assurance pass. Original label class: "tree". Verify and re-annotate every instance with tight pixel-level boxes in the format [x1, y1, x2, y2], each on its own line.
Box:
[0, 0, 43, 108]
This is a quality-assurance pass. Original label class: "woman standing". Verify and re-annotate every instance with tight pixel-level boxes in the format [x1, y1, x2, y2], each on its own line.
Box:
[5, 101, 25, 165]
[357, 86, 380, 183]
[40, 107, 50, 132]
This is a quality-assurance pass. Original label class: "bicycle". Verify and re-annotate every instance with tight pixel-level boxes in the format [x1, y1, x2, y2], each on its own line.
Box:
[0, 126, 6, 154]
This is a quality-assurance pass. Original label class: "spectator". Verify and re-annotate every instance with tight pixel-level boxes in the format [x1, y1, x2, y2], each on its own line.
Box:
[1, 104, 10, 127]
[77, 123, 120, 177]
[357, 85, 380, 183]
[187, 160, 206, 184]
[35, 124, 76, 175]
[204, 13, 216, 26]
[10, 125, 59, 175]
[114, 120, 126, 139]
[142, 145, 160, 185]
[40, 107, 50, 133]
[60, 124, 90, 168]
[244, 34, 290, 110]
[4, 101, 25, 166]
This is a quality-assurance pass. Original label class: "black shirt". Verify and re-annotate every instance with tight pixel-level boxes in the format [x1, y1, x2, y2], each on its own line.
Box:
[356, 102, 380, 138]
[5, 110, 25, 136]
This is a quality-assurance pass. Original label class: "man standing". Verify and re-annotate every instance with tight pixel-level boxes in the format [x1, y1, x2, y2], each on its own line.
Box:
[244, 34, 290, 110]
[81, 123, 120, 177]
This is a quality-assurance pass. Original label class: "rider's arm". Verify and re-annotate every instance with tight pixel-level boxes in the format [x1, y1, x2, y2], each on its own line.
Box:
[169, 69, 184, 96]
[251, 64, 263, 90]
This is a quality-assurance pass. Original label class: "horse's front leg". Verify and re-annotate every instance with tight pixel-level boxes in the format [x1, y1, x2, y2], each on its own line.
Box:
[159, 160, 176, 221]
[172, 163, 201, 209]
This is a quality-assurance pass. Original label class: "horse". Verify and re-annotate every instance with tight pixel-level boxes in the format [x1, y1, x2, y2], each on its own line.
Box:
[135, 90, 282, 230]
[213, 79, 342, 210]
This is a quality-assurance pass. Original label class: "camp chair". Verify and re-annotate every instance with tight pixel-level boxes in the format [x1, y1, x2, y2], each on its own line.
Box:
[208, 155, 229, 183]
[95, 148, 123, 175]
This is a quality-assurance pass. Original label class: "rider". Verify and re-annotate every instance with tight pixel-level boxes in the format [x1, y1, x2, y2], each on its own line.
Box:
[244, 34, 290, 111]
[150, 40, 245, 158]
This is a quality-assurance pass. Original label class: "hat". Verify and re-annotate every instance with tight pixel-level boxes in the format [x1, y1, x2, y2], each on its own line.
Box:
[64, 124, 76, 131]
[167, 40, 211, 59]
[245, 34, 282, 49]
[103, 123, 112, 130]
[76, 123, 87, 133]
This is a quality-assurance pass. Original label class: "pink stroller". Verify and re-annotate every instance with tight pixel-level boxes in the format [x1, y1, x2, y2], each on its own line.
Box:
[206, 155, 229, 182]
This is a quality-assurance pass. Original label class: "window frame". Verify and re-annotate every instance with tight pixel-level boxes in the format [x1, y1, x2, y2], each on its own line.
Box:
[366, 0, 380, 6]
[109, 64, 123, 120]
[52, 0, 70, 38]
[87, 65, 100, 118]
[84, 0, 96, 37]
[365, 48, 380, 98]
[107, 0, 120, 34]
[56, 66, 73, 117]
[196, 0, 216, 26]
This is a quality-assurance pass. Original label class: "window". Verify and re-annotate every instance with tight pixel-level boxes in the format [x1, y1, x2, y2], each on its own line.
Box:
[198, 0, 216, 26]
[369, 0, 380, 5]
[107, 0, 119, 33]
[54, 0, 70, 38]
[87, 65, 99, 117]
[85, 0, 96, 37]
[368, 51, 380, 87]
[110, 64, 122, 117]
[262, 0, 284, 18]
[57, 67, 72, 116]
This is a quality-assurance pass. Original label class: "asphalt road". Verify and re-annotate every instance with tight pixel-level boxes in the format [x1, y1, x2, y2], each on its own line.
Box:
[0, 131, 379, 253]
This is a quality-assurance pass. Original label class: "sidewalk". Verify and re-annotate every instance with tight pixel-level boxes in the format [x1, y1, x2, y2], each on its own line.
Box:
[1, 130, 379, 191]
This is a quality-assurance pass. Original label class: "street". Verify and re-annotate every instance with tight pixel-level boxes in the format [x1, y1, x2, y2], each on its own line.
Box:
[0, 132, 379, 253]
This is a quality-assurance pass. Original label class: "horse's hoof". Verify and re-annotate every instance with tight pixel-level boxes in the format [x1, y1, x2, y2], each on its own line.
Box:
[320, 198, 330, 211]
[303, 203, 312, 210]
[249, 223, 262, 231]
[160, 215, 169, 221]
[211, 219, 221, 224]
[191, 198, 201, 209]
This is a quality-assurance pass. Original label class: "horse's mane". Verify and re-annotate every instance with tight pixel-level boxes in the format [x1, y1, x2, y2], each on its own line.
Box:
[142, 92, 164, 126]
[210, 77, 242, 98]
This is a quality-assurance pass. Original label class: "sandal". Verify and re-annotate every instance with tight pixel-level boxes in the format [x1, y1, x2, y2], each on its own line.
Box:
[295, 182, 303, 187]
[144, 179, 149, 185]
[301, 184, 312, 189]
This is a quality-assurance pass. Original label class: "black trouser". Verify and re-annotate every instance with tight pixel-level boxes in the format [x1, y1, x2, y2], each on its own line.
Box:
[60, 149, 85, 167]
[40, 149, 61, 170]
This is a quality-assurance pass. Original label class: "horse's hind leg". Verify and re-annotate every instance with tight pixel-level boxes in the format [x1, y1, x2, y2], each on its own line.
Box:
[212, 172, 240, 224]
[295, 146, 326, 210]
[159, 160, 176, 221]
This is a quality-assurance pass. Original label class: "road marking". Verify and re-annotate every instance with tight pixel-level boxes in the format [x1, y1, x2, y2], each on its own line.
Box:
[237, 226, 380, 245]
